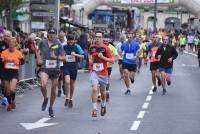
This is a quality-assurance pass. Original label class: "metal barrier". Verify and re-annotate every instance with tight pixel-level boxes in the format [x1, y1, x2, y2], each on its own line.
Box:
[19, 54, 36, 81]
[16, 54, 38, 95]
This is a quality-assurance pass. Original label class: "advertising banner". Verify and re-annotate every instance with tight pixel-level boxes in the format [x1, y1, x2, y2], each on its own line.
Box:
[121, 0, 173, 4]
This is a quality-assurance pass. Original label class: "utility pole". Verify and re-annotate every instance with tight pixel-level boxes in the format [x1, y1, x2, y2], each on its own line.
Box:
[180, 7, 183, 25]
[153, 0, 157, 33]
[56, 0, 60, 34]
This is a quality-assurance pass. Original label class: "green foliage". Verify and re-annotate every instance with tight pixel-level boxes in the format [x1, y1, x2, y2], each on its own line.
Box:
[0, 0, 24, 13]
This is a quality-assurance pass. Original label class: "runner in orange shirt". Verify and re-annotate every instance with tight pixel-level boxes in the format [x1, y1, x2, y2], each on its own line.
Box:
[148, 35, 162, 92]
[0, 37, 24, 111]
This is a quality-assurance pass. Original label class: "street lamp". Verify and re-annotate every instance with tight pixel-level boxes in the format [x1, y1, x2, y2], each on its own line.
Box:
[153, 0, 157, 33]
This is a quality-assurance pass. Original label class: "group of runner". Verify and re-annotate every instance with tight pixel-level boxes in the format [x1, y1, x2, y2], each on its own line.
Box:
[6, 26, 200, 118]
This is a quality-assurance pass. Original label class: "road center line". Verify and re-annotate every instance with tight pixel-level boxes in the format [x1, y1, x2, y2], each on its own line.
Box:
[137, 111, 146, 119]
[142, 102, 149, 109]
[130, 89, 153, 131]
[146, 95, 152, 102]
[130, 120, 141, 131]
[149, 90, 153, 95]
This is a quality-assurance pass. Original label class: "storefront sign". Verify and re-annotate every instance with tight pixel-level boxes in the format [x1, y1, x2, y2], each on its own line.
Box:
[31, 22, 45, 29]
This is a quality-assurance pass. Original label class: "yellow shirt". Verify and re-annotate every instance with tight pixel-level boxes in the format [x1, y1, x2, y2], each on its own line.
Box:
[137, 43, 146, 58]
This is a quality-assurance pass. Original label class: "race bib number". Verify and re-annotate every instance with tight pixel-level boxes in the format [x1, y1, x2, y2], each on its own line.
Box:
[126, 53, 134, 59]
[5, 62, 18, 69]
[45, 60, 57, 69]
[93, 63, 104, 71]
[66, 55, 76, 62]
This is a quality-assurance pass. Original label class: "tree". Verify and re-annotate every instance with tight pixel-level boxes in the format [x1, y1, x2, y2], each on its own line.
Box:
[0, 0, 24, 29]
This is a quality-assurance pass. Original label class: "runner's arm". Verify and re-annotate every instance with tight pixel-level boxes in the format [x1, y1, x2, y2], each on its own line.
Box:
[19, 58, 25, 65]
[98, 53, 114, 63]
[155, 47, 161, 59]
[172, 47, 178, 60]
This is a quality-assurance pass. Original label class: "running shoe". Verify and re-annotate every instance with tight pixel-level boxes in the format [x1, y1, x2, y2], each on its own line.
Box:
[152, 86, 157, 92]
[157, 78, 161, 86]
[41, 98, 48, 111]
[11, 101, 16, 109]
[167, 81, 171, 86]
[100, 105, 106, 116]
[7, 104, 12, 111]
[48, 107, 55, 118]
[57, 90, 62, 97]
[68, 100, 73, 108]
[97, 95, 101, 102]
[163, 89, 167, 95]
[64, 99, 69, 107]
[124, 89, 131, 95]
[130, 78, 134, 83]
[92, 109, 97, 117]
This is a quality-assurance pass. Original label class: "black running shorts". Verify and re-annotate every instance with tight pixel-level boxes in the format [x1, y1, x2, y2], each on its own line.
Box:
[122, 62, 137, 72]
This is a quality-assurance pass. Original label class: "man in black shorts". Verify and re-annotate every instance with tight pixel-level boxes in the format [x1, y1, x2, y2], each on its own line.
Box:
[148, 36, 161, 92]
[36, 28, 65, 118]
[120, 32, 139, 95]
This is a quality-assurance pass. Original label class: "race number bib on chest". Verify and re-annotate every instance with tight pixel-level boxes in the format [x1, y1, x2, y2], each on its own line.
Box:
[126, 53, 134, 59]
[66, 55, 75, 62]
[45, 60, 57, 68]
[93, 63, 104, 71]
[5, 62, 18, 69]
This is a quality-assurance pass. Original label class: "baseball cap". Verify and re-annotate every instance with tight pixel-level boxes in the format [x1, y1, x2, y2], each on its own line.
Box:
[48, 28, 57, 34]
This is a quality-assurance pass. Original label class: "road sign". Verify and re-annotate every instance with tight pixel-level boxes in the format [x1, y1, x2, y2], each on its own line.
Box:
[32, 12, 55, 17]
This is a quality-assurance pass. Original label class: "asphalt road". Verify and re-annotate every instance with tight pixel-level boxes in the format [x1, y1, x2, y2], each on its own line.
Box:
[0, 52, 200, 134]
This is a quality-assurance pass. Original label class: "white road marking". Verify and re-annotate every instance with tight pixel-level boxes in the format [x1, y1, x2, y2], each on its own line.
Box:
[149, 90, 153, 95]
[146, 95, 152, 102]
[20, 117, 58, 130]
[182, 64, 198, 67]
[142, 102, 149, 109]
[184, 51, 197, 57]
[137, 111, 146, 119]
[130, 120, 141, 131]
[129, 89, 153, 131]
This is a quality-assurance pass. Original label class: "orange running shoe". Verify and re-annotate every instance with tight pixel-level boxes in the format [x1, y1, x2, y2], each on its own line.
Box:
[11, 101, 16, 109]
[7, 104, 12, 111]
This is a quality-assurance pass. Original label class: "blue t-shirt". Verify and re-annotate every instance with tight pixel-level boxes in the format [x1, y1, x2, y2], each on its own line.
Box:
[63, 44, 84, 69]
[121, 40, 139, 64]
[75, 43, 84, 54]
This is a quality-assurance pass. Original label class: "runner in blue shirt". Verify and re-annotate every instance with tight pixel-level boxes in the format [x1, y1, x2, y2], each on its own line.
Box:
[120, 32, 139, 95]
[63, 34, 84, 108]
